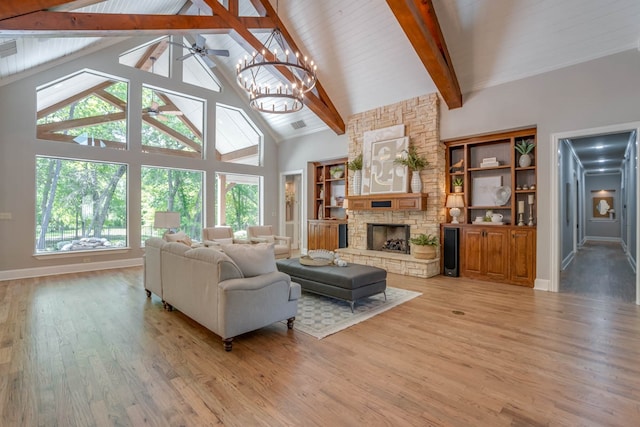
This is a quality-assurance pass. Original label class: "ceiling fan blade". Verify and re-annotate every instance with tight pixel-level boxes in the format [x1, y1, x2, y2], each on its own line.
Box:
[206, 49, 229, 57]
[195, 34, 207, 49]
[176, 52, 193, 62]
[201, 55, 216, 68]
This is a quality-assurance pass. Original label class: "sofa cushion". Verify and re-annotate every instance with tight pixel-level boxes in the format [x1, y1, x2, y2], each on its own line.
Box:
[213, 237, 234, 245]
[185, 247, 243, 281]
[257, 235, 275, 243]
[222, 243, 276, 278]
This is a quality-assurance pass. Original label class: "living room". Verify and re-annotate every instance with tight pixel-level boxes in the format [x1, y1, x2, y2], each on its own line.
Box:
[1, 1, 640, 425]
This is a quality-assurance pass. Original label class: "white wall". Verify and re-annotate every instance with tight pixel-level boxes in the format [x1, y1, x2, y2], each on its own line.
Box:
[0, 37, 280, 274]
[279, 129, 348, 250]
[439, 49, 640, 285]
[281, 49, 640, 285]
[584, 174, 622, 239]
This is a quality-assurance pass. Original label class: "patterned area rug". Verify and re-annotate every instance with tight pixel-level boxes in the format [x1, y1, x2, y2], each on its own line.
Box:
[290, 287, 421, 339]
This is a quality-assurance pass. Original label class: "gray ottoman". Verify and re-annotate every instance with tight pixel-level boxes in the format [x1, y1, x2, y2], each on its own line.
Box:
[276, 258, 387, 311]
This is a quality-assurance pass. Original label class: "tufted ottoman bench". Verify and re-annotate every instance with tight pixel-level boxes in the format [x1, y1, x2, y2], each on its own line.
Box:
[276, 258, 387, 311]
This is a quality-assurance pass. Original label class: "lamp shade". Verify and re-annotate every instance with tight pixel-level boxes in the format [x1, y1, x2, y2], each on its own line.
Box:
[446, 194, 464, 208]
[154, 211, 180, 229]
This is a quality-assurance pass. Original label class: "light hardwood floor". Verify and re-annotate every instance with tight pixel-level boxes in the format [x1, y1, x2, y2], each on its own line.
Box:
[1, 268, 640, 426]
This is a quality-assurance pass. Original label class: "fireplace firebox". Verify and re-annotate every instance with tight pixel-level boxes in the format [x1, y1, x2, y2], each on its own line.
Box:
[367, 223, 410, 254]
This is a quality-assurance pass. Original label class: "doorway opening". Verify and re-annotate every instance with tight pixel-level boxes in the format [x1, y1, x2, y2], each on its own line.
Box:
[551, 122, 640, 305]
[280, 170, 303, 251]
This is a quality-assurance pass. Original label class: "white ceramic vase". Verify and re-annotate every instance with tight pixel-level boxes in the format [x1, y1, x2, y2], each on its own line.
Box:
[519, 153, 532, 167]
[352, 170, 362, 195]
[410, 171, 422, 193]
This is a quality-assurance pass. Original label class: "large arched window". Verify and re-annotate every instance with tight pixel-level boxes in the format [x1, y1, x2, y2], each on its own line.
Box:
[36, 70, 128, 150]
[216, 104, 262, 166]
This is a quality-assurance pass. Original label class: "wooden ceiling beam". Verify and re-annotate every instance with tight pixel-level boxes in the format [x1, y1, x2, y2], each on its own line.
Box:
[37, 131, 125, 149]
[135, 40, 169, 71]
[155, 93, 204, 141]
[37, 112, 125, 133]
[37, 80, 114, 118]
[142, 115, 202, 153]
[386, 0, 462, 109]
[206, 0, 345, 135]
[0, 11, 273, 36]
[254, 0, 344, 134]
[0, 0, 71, 21]
[220, 145, 258, 162]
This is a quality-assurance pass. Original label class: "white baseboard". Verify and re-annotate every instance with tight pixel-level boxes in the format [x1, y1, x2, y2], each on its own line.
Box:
[627, 252, 637, 274]
[534, 278, 550, 291]
[585, 236, 622, 243]
[0, 258, 143, 281]
[561, 251, 575, 270]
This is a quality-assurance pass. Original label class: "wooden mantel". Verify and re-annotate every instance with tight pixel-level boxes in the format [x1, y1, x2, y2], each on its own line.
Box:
[346, 193, 428, 211]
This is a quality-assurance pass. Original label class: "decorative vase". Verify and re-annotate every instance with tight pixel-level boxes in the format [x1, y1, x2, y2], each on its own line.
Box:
[519, 153, 532, 168]
[412, 245, 436, 260]
[352, 170, 362, 195]
[410, 171, 422, 193]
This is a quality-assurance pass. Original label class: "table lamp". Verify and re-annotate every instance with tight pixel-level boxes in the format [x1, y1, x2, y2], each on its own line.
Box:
[446, 194, 464, 224]
[154, 211, 180, 238]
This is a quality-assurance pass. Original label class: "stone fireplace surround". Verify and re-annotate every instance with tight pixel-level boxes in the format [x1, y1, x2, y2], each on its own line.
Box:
[336, 93, 444, 279]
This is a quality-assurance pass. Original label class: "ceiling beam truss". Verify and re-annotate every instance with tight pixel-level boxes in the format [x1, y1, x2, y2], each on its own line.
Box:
[386, 0, 462, 109]
[2, 0, 346, 134]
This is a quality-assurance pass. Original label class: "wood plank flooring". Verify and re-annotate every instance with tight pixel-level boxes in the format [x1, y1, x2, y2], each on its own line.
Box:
[560, 241, 636, 302]
[1, 268, 640, 426]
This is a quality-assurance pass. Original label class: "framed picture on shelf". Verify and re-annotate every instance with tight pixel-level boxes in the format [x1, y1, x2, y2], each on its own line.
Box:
[361, 124, 405, 194]
[366, 137, 409, 194]
[593, 195, 614, 218]
[472, 176, 502, 206]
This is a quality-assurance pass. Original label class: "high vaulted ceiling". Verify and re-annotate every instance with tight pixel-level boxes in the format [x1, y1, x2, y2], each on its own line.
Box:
[1, 0, 639, 142]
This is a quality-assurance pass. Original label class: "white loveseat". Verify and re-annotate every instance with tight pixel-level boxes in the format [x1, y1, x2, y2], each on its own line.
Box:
[144, 237, 300, 351]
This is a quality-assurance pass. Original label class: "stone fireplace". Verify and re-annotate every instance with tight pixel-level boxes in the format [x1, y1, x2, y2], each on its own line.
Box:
[367, 223, 410, 254]
[335, 93, 444, 278]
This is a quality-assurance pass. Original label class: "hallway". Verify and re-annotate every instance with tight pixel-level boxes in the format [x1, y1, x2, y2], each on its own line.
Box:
[560, 241, 636, 302]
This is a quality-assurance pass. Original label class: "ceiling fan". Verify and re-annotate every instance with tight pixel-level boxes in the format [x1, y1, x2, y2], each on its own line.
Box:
[143, 58, 184, 120]
[144, 99, 183, 120]
[170, 35, 229, 68]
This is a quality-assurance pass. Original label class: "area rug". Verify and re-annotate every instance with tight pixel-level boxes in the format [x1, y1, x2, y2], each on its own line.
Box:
[290, 287, 421, 339]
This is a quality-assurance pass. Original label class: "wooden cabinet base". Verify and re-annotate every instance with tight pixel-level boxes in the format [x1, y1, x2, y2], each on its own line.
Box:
[443, 224, 535, 287]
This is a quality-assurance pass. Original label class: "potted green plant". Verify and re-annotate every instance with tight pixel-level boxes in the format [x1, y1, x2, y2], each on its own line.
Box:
[347, 154, 363, 195]
[410, 233, 439, 260]
[452, 177, 463, 193]
[394, 145, 429, 193]
[515, 139, 535, 167]
[329, 165, 344, 179]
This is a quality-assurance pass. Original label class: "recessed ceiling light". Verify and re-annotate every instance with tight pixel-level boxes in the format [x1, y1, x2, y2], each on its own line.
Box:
[598, 159, 605, 163]
[595, 145, 604, 149]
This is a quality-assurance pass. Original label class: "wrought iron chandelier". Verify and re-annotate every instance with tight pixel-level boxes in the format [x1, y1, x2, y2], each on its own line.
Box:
[236, 20, 317, 114]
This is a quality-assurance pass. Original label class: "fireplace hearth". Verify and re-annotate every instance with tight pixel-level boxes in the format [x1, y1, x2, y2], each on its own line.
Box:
[367, 223, 410, 254]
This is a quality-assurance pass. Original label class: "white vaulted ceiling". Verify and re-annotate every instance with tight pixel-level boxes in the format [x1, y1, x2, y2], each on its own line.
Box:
[1, 0, 639, 141]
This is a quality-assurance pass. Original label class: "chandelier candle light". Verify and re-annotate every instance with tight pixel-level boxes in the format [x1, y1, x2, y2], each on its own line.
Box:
[236, 22, 317, 114]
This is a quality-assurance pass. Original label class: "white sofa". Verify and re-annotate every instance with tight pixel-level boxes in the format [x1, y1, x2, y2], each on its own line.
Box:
[144, 238, 300, 351]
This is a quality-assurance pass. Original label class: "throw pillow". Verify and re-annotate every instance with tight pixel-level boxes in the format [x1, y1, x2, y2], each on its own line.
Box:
[221, 243, 276, 277]
[165, 231, 187, 243]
